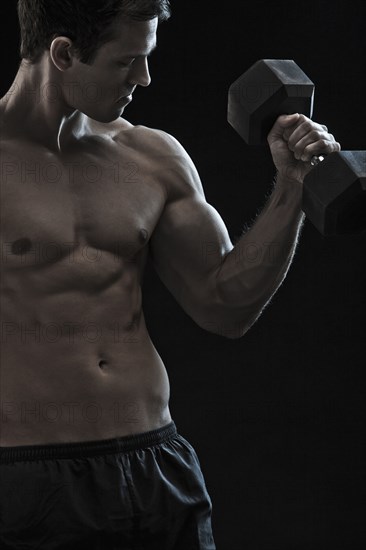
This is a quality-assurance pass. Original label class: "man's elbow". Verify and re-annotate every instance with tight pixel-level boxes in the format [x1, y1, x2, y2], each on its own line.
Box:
[187, 278, 265, 338]
[199, 282, 266, 338]
[199, 312, 263, 339]
[193, 300, 262, 339]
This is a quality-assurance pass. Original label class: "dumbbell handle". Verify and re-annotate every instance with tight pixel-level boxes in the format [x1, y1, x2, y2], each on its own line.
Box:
[310, 155, 325, 167]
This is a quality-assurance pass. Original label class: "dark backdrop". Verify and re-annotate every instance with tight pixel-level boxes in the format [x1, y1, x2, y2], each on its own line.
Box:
[1, 1, 365, 548]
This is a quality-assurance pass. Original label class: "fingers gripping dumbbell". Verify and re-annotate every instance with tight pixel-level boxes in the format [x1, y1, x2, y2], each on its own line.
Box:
[227, 59, 366, 236]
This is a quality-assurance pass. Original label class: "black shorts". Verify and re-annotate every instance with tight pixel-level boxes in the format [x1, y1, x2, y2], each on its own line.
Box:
[0, 422, 216, 549]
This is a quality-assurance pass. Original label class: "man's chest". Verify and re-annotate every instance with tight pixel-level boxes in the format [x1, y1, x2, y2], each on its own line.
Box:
[0, 148, 166, 268]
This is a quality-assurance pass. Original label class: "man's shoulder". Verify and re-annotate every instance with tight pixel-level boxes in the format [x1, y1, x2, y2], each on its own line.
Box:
[90, 117, 188, 164]
[109, 118, 186, 157]
[90, 117, 204, 198]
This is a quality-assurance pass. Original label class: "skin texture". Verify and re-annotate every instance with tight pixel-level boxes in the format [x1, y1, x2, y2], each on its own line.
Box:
[0, 16, 341, 446]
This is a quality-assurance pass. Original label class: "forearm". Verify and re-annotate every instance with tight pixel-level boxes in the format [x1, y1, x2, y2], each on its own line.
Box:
[211, 175, 304, 336]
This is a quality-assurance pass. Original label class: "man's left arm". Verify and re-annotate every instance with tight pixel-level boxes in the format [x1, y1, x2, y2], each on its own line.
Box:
[149, 115, 340, 338]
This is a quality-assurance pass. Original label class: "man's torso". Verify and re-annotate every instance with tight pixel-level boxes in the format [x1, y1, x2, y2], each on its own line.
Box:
[0, 115, 174, 446]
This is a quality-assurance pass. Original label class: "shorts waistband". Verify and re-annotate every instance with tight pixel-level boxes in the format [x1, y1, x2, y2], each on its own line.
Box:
[0, 422, 177, 463]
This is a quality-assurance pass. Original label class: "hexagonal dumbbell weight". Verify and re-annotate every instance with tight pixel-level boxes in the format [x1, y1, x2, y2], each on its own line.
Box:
[228, 59, 315, 145]
[228, 59, 366, 235]
[303, 150, 366, 235]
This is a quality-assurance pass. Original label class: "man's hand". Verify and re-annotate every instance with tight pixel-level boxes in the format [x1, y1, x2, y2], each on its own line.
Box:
[267, 114, 341, 185]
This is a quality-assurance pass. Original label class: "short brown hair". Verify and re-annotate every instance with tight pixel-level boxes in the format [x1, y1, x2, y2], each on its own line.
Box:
[17, 0, 171, 64]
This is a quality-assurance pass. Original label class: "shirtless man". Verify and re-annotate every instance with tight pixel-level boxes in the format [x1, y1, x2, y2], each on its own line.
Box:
[0, 1, 341, 548]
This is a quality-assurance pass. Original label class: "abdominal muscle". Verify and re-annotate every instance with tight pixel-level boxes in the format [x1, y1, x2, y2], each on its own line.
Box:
[0, 278, 172, 447]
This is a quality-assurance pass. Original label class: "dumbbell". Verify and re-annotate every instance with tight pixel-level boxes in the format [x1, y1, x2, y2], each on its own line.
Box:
[227, 59, 366, 236]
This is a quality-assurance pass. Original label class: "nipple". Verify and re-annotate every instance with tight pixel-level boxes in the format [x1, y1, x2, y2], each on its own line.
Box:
[12, 238, 32, 255]
[139, 229, 149, 243]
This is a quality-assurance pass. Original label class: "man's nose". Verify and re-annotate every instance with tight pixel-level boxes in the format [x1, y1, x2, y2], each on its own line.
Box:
[128, 57, 151, 88]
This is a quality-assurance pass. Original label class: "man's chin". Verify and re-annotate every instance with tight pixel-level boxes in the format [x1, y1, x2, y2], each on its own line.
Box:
[86, 105, 127, 124]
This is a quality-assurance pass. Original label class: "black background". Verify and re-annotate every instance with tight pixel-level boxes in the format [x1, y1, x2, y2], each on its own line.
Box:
[1, 1, 365, 548]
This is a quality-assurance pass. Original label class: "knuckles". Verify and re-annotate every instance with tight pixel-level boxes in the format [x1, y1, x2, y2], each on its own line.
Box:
[315, 138, 329, 149]
[296, 114, 308, 124]
[274, 114, 341, 159]
[300, 120, 314, 133]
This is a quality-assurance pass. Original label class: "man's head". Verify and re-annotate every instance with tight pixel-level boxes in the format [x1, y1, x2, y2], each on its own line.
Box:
[16, 0, 171, 123]
[17, 0, 171, 65]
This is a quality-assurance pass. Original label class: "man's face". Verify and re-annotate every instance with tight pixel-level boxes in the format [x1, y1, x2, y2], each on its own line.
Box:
[64, 16, 158, 123]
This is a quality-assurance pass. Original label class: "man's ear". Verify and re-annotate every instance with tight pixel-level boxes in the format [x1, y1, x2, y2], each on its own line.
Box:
[49, 37, 74, 71]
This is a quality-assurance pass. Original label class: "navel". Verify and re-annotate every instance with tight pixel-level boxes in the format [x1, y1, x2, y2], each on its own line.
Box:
[98, 360, 108, 370]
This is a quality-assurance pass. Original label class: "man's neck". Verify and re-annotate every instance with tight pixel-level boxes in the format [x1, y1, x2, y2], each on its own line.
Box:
[0, 60, 87, 153]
